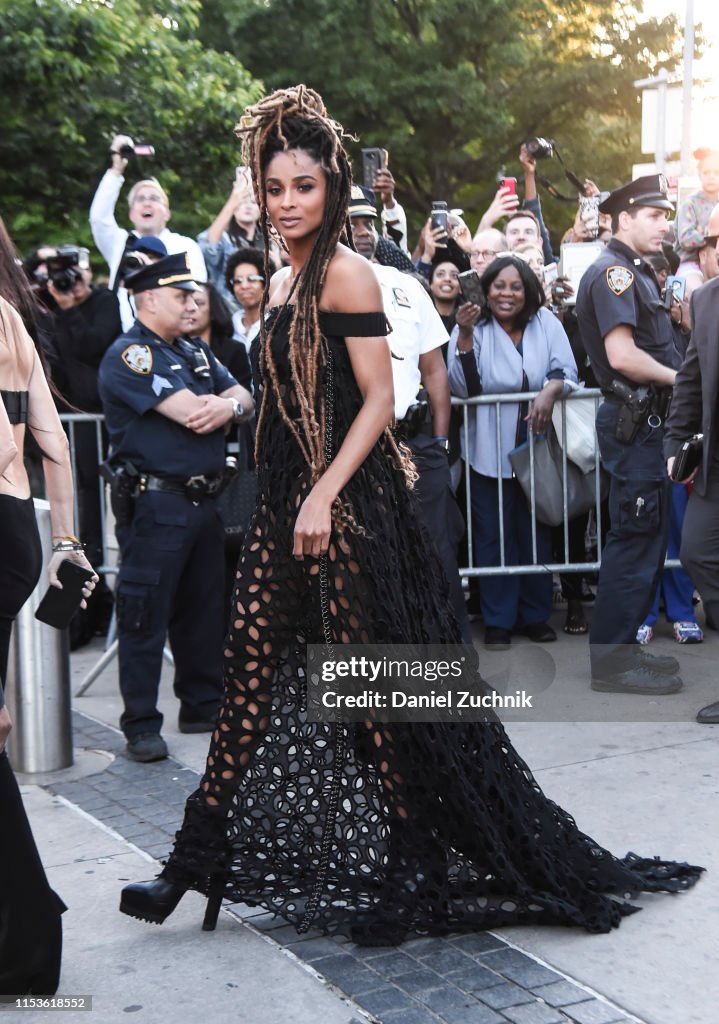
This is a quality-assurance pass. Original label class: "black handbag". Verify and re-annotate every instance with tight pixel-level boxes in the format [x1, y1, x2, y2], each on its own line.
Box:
[216, 424, 257, 536]
[670, 434, 703, 482]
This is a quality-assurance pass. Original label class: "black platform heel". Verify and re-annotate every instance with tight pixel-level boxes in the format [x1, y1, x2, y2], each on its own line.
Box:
[119, 877, 187, 925]
[120, 876, 225, 929]
[202, 881, 225, 931]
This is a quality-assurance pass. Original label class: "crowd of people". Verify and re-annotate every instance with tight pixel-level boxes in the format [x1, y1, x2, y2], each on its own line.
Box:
[0, 84, 715, 991]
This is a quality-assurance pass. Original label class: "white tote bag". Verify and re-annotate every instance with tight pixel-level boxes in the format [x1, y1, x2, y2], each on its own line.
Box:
[551, 382, 601, 474]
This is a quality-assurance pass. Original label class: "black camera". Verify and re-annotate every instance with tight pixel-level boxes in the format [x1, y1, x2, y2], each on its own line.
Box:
[46, 245, 90, 293]
[524, 137, 554, 160]
[119, 252, 147, 284]
[114, 142, 156, 159]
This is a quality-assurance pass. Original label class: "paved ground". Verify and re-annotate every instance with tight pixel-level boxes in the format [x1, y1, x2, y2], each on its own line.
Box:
[7, 608, 719, 1024]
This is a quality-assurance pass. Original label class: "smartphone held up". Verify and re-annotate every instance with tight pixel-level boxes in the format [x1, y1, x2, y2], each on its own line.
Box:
[361, 147, 388, 190]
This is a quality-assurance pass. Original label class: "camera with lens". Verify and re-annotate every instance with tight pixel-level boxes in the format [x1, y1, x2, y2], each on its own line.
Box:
[524, 137, 555, 160]
[46, 245, 90, 293]
[118, 252, 147, 284]
[113, 142, 156, 159]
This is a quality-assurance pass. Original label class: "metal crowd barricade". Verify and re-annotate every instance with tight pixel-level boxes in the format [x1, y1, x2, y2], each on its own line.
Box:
[454, 389, 680, 578]
[55, 413, 174, 697]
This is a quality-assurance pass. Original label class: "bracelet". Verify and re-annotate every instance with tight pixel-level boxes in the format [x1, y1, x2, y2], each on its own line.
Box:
[433, 436, 449, 442]
[53, 534, 80, 544]
[52, 539, 84, 553]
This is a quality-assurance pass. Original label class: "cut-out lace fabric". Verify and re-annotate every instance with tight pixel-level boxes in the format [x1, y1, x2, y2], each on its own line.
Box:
[163, 306, 702, 938]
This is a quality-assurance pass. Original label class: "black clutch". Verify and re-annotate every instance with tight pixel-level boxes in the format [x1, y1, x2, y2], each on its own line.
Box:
[670, 433, 703, 482]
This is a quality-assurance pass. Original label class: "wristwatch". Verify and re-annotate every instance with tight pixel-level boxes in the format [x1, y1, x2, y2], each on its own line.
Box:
[230, 398, 245, 424]
[434, 437, 450, 453]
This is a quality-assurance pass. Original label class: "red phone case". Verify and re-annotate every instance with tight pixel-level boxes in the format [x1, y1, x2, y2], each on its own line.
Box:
[501, 177, 517, 196]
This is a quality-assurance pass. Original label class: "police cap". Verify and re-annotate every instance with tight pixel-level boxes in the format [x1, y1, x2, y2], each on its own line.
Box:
[126, 251, 198, 294]
[348, 184, 378, 219]
[598, 174, 674, 216]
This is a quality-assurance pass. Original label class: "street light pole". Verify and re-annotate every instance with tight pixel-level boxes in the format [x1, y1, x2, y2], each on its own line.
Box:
[680, 0, 695, 175]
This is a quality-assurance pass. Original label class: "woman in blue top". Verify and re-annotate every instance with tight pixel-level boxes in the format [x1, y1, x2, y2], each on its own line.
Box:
[448, 254, 577, 649]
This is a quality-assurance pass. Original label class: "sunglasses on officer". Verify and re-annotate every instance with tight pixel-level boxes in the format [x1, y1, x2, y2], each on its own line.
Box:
[232, 274, 265, 285]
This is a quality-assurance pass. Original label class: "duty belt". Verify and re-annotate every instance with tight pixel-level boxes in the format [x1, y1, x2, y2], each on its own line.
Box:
[140, 473, 224, 500]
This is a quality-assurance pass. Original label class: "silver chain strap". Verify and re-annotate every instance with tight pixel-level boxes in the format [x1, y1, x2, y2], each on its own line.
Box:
[298, 348, 346, 933]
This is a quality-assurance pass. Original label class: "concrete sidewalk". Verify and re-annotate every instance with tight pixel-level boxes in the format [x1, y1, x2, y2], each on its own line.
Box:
[9, 614, 719, 1024]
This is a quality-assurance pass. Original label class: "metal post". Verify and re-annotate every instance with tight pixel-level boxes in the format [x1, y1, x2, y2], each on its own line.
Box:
[6, 499, 73, 772]
[656, 67, 669, 173]
[680, 0, 695, 176]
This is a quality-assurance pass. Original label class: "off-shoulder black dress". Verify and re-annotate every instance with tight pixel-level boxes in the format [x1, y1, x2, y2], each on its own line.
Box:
[163, 307, 701, 942]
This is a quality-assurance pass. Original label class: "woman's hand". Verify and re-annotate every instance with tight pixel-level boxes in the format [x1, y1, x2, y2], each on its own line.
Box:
[48, 550, 99, 610]
[448, 215, 472, 253]
[526, 386, 558, 434]
[293, 486, 333, 560]
[0, 706, 11, 754]
[455, 302, 482, 349]
[419, 219, 447, 263]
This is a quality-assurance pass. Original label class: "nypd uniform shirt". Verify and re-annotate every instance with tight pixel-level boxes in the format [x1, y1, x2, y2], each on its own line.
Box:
[98, 320, 237, 477]
[372, 263, 448, 419]
[575, 238, 676, 390]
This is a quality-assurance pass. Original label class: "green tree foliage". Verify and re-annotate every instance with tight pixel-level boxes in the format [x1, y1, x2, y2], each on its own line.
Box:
[201, 0, 686, 243]
[0, 0, 262, 257]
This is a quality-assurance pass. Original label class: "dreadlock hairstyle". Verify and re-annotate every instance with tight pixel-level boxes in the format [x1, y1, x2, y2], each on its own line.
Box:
[236, 85, 416, 532]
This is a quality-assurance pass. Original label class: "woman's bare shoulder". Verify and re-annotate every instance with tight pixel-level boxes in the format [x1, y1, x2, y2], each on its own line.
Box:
[267, 266, 293, 307]
[322, 246, 383, 313]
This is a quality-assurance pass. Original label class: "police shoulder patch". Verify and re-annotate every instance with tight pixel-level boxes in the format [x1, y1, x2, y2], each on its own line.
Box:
[606, 266, 634, 295]
[121, 344, 153, 374]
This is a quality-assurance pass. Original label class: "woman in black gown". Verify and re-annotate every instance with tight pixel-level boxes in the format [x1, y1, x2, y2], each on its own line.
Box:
[120, 86, 702, 946]
[0, 217, 97, 992]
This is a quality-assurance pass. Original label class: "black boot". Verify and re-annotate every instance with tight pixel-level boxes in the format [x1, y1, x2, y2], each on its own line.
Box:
[120, 876, 224, 930]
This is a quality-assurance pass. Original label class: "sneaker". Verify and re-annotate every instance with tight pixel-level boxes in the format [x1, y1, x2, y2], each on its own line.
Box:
[672, 621, 704, 644]
[636, 624, 653, 645]
[591, 667, 683, 695]
[126, 733, 168, 763]
[637, 650, 680, 675]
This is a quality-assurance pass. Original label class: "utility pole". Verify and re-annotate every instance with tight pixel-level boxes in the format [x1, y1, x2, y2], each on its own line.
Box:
[680, 0, 695, 175]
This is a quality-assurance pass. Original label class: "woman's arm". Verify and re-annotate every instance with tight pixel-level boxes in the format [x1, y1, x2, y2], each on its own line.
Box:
[526, 310, 579, 432]
[25, 342, 97, 588]
[292, 253, 394, 558]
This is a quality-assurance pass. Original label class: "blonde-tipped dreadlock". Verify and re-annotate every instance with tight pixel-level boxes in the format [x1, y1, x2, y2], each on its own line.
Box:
[236, 85, 417, 531]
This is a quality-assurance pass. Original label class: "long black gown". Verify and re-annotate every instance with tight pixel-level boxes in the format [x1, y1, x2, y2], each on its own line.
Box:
[163, 306, 701, 940]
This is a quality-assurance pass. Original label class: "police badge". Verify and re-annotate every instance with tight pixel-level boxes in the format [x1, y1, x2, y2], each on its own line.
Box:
[606, 266, 634, 296]
[122, 344, 153, 374]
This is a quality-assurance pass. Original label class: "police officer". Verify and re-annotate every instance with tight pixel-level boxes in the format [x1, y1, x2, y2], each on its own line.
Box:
[576, 175, 682, 694]
[349, 186, 472, 643]
[98, 252, 254, 762]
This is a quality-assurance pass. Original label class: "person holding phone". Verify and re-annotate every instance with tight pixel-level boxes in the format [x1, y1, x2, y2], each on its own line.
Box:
[0, 216, 97, 996]
[448, 254, 578, 649]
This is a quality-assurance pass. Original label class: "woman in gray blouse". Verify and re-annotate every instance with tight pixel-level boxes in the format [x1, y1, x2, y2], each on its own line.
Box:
[448, 254, 577, 649]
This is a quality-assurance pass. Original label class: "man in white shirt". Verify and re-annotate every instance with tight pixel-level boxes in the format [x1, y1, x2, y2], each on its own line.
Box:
[349, 185, 471, 642]
[89, 134, 207, 330]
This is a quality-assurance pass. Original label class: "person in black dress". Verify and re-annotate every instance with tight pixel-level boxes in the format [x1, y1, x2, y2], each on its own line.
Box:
[120, 87, 702, 946]
[0, 217, 97, 993]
